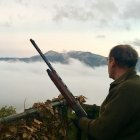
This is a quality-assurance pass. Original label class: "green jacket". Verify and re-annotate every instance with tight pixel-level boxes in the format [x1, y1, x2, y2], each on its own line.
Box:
[79, 69, 140, 140]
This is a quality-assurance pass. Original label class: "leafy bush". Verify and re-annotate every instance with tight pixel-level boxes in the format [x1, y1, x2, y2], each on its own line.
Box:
[0, 106, 16, 118]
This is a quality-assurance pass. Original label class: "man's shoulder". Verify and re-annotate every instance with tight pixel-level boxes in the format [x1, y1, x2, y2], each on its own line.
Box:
[119, 75, 140, 97]
[123, 74, 140, 86]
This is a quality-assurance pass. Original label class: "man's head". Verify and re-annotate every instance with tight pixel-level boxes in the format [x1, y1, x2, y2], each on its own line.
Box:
[108, 45, 138, 79]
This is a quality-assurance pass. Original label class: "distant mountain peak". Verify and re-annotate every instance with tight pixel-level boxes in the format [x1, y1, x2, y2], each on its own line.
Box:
[0, 50, 107, 67]
[0, 50, 140, 71]
[44, 50, 58, 55]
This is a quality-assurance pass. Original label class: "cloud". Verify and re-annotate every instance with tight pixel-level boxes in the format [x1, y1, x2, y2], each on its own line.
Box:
[131, 39, 140, 47]
[96, 35, 106, 39]
[0, 21, 12, 27]
[122, 0, 140, 20]
[51, 0, 135, 30]
[0, 60, 112, 112]
[53, 0, 118, 23]
[2, 0, 140, 32]
[0, 0, 135, 30]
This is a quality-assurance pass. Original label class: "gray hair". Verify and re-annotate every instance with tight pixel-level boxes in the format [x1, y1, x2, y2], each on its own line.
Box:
[109, 45, 138, 68]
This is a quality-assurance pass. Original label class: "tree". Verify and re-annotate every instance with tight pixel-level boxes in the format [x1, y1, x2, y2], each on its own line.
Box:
[0, 106, 16, 118]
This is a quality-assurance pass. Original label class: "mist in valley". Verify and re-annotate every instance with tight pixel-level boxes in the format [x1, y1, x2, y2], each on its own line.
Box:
[0, 59, 121, 112]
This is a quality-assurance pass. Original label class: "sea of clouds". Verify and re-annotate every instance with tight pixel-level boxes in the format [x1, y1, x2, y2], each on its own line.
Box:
[1, 59, 139, 113]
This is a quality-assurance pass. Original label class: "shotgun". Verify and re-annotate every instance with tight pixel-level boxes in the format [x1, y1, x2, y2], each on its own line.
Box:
[30, 39, 87, 117]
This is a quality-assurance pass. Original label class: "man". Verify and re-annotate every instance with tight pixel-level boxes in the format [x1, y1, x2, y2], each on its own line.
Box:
[78, 45, 140, 140]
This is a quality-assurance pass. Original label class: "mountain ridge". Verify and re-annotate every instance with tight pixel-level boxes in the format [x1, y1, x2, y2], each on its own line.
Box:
[0, 50, 107, 67]
[0, 50, 140, 70]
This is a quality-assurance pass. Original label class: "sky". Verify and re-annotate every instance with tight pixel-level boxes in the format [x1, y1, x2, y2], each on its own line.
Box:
[1, 0, 140, 57]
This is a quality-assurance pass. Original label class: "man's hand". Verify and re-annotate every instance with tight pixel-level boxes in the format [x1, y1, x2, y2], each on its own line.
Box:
[71, 117, 80, 128]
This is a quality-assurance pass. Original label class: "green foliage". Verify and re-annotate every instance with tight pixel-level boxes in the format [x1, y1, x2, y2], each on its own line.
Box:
[0, 106, 16, 118]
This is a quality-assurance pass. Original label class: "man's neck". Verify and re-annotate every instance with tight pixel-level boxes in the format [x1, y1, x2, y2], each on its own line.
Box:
[114, 67, 129, 80]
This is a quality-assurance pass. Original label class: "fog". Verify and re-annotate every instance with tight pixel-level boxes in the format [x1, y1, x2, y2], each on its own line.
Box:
[0, 59, 112, 112]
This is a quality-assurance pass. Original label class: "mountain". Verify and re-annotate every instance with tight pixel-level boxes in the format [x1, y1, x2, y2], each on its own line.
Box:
[0, 50, 140, 70]
[0, 50, 107, 68]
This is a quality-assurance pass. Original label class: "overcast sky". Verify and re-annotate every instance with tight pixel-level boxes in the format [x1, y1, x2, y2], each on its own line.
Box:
[0, 0, 140, 57]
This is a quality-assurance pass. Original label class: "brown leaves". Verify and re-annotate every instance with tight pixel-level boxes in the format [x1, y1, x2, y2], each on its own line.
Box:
[33, 101, 54, 116]
[0, 95, 87, 140]
[76, 95, 87, 103]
